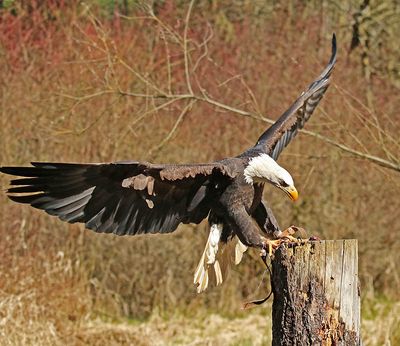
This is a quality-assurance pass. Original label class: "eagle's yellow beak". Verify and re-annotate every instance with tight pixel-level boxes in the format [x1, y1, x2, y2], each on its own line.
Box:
[285, 186, 299, 201]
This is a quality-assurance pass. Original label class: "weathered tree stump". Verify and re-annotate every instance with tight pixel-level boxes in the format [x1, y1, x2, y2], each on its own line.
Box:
[271, 239, 361, 346]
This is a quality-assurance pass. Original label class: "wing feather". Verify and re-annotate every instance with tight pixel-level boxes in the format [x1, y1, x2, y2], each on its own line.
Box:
[252, 34, 337, 160]
[0, 161, 235, 236]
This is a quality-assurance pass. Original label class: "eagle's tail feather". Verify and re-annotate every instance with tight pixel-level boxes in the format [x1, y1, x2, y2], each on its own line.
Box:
[194, 223, 222, 293]
[193, 245, 211, 293]
[194, 226, 248, 293]
[213, 260, 223, 286]
[235, 238, 248, 265]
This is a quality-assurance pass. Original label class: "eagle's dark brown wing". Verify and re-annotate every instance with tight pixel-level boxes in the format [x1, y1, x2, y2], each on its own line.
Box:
[252, 34, 337, 160]
[0, 161, 236, 235]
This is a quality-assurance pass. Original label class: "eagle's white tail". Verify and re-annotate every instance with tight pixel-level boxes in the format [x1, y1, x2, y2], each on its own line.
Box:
[194, 224, 248, 293]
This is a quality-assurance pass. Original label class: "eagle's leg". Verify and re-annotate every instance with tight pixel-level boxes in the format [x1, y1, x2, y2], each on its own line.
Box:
[252, 201, 281, 238]
[220, 203, 265, 249]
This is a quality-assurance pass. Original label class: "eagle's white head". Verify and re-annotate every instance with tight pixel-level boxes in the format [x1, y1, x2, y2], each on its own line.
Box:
[244, 153, 298, 201]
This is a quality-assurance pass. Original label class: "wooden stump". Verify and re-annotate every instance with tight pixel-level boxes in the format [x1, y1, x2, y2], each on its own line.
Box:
[271, 239, 361, 346]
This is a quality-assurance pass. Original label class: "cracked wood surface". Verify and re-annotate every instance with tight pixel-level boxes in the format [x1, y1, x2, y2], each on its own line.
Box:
[271, 239, 361, 346]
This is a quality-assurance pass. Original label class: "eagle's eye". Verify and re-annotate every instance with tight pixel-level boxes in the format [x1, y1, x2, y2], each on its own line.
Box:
[279, 179, 289, 187]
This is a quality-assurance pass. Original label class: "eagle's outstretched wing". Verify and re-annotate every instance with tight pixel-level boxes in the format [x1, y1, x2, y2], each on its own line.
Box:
[252, 34, 337, 160]
[0, 161, 236, 235]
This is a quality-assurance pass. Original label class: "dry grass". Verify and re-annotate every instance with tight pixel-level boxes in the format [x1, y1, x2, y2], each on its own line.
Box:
[362, 297, 400, 346]
[0, 228, 92, 345]
[76, 311, 272, 346]
[0, 1, 399, 345]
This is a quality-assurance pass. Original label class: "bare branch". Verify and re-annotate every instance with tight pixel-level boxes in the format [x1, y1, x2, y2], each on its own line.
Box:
[336, 85, 400, 149]
[195, 94, 265, 121]
[111, 97, 187, 154]
[58, 84, 400, 173]
[192, 22, 213, 73]
[183, 0, 196, 95]
[118, 58, 168, 96]
[145, 8, 183, 47]
[160, 29, 173, 95]
[300, 128, 400, 172]
[56, 90, 115, 101]
[148, 100, 196, 159]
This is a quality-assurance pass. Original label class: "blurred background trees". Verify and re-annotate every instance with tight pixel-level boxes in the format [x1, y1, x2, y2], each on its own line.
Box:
[0, 1, 399, 344]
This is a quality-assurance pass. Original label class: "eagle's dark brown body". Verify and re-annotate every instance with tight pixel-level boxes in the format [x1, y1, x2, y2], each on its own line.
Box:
[209, 160, 272, 248]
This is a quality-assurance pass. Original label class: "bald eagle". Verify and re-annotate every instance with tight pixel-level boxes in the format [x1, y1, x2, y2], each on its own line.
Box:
[0, 35, 336, 293]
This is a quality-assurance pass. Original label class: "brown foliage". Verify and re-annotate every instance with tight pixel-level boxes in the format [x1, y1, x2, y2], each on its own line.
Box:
[0, 1, 399, 344]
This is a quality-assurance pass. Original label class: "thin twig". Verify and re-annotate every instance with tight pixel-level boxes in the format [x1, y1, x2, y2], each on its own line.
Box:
[148, 100, 196, 159]
[56, 90, 115, 101]
[183, 0, 196, 95]
[145, 9, 183, 47]
[160, 29, 173, 95]
[118, 58, 167, 96]
[300, 128, 400, 172]
[337, 85, 399, 147]
[111, 97, 185, 157]
[192, 22, 213, 73]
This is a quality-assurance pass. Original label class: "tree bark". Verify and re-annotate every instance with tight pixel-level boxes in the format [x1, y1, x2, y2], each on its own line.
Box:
[271, 239, 361, 346]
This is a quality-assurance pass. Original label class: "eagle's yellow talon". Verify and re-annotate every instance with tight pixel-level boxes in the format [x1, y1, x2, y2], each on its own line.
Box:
[268, 242, 273, 257]
[262, 239, 285, 258]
